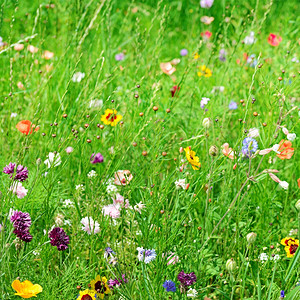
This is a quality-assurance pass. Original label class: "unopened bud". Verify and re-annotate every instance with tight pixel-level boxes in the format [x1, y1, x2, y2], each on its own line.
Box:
[246, 232, 257, 244]
[226, 258, 237, 272]
[203, 117, 212, 129]
[209, 145, 218, 156]
[295, 199, 300, 211]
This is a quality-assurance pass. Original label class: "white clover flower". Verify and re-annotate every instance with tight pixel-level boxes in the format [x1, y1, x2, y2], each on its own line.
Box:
[87, 170, 97, 178]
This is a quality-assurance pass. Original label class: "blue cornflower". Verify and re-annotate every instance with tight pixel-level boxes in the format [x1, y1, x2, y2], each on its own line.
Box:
[242, 137, 258, 157]
[163, 280, 176, 292]
[137, 247, 157, 264]
[228, 101, 238, 110]
[280, 290, 285, 299]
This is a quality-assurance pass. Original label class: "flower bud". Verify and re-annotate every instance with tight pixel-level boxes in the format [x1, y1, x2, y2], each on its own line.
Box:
[226, 258, 237, 272]
[202, 118, 212, 129]
[36, 158, 42, 165]
[295, 199, 300, 211]
[209, 145, 218, 156]
[246, 232, 257, 244]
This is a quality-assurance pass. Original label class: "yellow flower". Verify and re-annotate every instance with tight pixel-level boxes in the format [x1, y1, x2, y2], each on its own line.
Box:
[197, 65, 212, 77]
[194, 52, 200, 60]
[101, 109, 122, 126]
[90, 275, 111, 299]
[281, 238, 299, 258]
[184, 147, 201, 170]
[77, 289, 97, 300]
[12, 280, 42, 298]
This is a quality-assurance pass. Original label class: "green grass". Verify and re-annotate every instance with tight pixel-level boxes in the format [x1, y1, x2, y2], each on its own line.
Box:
[0, 0, 299, 299]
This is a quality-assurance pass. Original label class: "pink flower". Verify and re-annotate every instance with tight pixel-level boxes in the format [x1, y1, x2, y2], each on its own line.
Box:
[267, 33, 282, 46]
[10, 182, 28, 199]
[114, 170, 133, 186]
[222, 143, 234, 159]
[201, 31, 212, 40]
[113, 193, 130, 208]
[103, 205, 121, 219]
[167, 253, 179, 265]
[80, 216, 100, 234]
[65, 147, 74, 154]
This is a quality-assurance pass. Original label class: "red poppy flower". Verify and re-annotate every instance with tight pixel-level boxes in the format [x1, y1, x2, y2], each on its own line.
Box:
[201, 31, 212, 40]
[276, 140, 294, 160]
[267, 33, 282, 46]
[16, 120, 39, 135]
[170, 85, 180, 97]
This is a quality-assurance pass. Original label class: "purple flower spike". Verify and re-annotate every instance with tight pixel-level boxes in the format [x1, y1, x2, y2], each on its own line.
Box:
[10, 210, 32, 242]
[3, 162, 16, 174]
[90, 153, 104, 164]
[49, 227, 70, 251]
[177, 270, 197, 286]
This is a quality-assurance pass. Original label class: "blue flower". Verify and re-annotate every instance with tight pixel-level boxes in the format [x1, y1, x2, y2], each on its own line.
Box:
[228, 101, 238, 110]
[247, 54, 258, 67]
[137, 247, 157, 264]
[163, 280, 176, 292]
[242, 137, 258, 157]
[280, 290, 285, 298]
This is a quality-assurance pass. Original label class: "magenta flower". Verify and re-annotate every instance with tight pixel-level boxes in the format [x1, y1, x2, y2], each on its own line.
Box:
[90, 153, 104, 164]
[49, 227, 70, 251]
[3, 162, 28, 182]
[177, 270, 197, 286]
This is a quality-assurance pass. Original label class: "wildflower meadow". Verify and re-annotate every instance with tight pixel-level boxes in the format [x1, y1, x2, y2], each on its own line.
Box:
[1, 0, 300, 299]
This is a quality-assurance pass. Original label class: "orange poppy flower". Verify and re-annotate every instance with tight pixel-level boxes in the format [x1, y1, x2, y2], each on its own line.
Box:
[276, 140, 294, 160]
[297, 178, 300, 189]
[16, 120, 39, 135]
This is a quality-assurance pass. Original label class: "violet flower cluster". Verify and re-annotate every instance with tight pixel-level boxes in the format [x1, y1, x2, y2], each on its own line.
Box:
[3, 163, 28, 182]
[49, 227, 70, 251]
[177, 270, 197, 287]
[10, 211, 33, 242]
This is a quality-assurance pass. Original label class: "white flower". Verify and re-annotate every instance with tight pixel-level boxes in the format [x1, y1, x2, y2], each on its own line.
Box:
[187, 288, 198, 298]
[175, 179, 189, 190]
[247, 128, 259, 138]
[258, 253, 268, 262]
[0, 36, 4, 47]
[89, 99, 103, 108]
[271, 144, 280, 154]
[87, 170, 97, 178]
[287, 133, 296, 141]
[106, 184, 118, 194]
[44, 152, 61, 168]
[244, 31, 256, 45]
[282, 127, 289, 135]
[10, 112, 17, 118]
[80, 217, 100, 234]
[134, 202, 146, 214]
[279, 181, 289, 190]
[270, 254, 280, 261]
[75, 184, 85, 191]
[72, 72, 85, 82]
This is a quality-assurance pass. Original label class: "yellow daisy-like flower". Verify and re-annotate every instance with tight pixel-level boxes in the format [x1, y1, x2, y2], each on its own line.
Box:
[77, 289, 97, 300]
[90, 275, 111, 299]
[12, 279, 43, 298]
[194, 52, 200, 60]
[281, 237, 299, 258]
[197, 65, 212, 77]
[101, 109, 122, 126]
[184, 147, 201, 170]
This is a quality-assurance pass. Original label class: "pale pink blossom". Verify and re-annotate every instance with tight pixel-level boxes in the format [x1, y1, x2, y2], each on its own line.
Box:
[167, 253, 179, 265]
[80, 217, 100, 234]
[114, 170, 133, 186]
[102, 205, 121, 219]
[175, 179, 189, 190]
[10, 182, 28, 199]
[65, 147, 74, 154]
[113, 193, 130, 208]
[222, 143, 234, 159]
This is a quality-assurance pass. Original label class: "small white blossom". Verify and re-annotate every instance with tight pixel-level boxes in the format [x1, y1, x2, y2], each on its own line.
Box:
[72, 72, 85, 82]
[287, 133, 296, 141]
[247, 128, 259, 138]
[44, 152, 61, 168]
[75, 184, 85, 191]
[87, 170, 97, 178]
[258, 253, 268, 262]
[244, 31, 256, 45]
[187, 288, 198, 298]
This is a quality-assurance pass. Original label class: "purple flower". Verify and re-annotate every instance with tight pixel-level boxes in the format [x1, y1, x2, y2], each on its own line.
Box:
[180, 49, 188, 56]
[3, 162, 15, 174]
[115, 53, 125, 61]
[242, 137, 258, 157]
[49, 227, 70, 251]
[90, 153, 104, 164]
[200, 97, 210, 109]
[228, 101, 238, 110]
[108, 274, 128, 289]
[14, 165, 28, 182]
[163, 280, 176, 292]
[10, 211, 32, 242]
[280, 290, 285, 299]
[3, 163, 28, 182]
[200, 0, 214, 8]
[104, 247, 116, 259]
[219, 49, 226, 62]
[177, 270, 197, 286]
